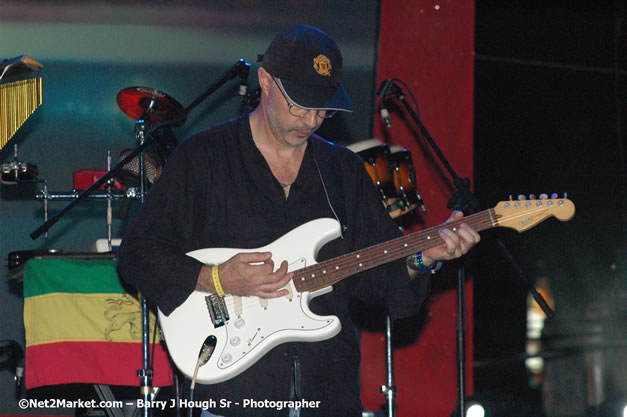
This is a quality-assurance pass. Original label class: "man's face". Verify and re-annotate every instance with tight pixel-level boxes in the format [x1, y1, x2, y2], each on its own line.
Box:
[264, 78, 325, 148]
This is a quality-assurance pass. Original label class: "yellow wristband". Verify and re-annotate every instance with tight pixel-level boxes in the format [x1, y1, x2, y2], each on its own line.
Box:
[211, 265, 225, 297]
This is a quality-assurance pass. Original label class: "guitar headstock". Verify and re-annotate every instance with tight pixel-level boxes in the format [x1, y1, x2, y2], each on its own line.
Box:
[493, 194, 575, 232]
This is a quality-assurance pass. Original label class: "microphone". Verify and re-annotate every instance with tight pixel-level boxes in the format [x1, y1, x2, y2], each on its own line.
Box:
[380, 106, 392, 128]
[238, 59, 251, 98]
[377, 79, 395, 128]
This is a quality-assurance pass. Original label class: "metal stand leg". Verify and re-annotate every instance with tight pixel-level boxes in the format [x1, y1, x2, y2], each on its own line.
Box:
[139, 295, 153, 417]
[380, 313, 396, 417]
[456, 265, 466, 417]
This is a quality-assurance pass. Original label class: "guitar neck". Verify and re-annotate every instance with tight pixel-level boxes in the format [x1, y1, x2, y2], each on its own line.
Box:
[292, 209, 496, 292]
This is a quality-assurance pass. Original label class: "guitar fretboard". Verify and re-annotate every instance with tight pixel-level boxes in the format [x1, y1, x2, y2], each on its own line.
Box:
[292, 209, 497, 292]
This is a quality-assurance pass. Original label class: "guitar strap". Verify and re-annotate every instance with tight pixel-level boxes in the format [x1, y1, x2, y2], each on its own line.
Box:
[311, 137, 348, 235]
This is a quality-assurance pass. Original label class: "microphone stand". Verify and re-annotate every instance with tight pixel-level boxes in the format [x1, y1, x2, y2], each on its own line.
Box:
[378, 79, 554, 417]
[30, 58, 252, 417]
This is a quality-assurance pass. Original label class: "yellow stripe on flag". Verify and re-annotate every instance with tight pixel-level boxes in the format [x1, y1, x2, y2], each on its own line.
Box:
[24, 292, 161, 347]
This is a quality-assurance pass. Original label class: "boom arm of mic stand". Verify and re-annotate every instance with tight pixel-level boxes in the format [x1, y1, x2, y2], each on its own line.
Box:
[389, 83, 480, 213]
[184, 59, 250, 115]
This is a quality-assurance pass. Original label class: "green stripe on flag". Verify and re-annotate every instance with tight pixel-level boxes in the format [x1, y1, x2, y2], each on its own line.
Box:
[24, 258, 126, 297]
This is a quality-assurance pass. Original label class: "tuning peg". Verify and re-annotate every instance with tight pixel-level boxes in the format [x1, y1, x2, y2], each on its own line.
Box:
[509, 195, 513, 201]
[539, 193, 548, 200]
[551, 193, 558, 199]
[563, 192, 568, 198]
[518, 194, 526, 200]
[529, 194, 537, 200]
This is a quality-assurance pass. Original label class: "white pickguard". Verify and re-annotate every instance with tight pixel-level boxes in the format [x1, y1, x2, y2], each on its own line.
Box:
[158, 218, 343, 384]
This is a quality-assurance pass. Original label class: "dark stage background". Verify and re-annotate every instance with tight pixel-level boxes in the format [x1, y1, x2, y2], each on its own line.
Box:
[473, 1, 626, 416]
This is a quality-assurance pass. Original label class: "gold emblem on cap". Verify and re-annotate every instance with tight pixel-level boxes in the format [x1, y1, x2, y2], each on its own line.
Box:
[313, 55, 332, 77]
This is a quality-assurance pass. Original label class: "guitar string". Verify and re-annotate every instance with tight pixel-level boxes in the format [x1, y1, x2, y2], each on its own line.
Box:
[215, 212, 492, 312]
[296, 201, 569, 292]
[216, 210, 497, 311]
[217, 210, 499, 311]
[294, 213, 494, 292]
[214, 202, 564, 311]
[295, 202, 563, 291]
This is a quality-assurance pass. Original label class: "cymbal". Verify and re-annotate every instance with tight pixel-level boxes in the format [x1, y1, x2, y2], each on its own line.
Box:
[116, 86, 186, 127]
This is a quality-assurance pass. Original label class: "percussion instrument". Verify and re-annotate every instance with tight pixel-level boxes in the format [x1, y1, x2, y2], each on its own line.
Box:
[0, 55, 44, 151]
[347, 139, 396, 209]
[348, 139, 425, 219]
[388, 145, 425, 214]
[116, 86, 186, 126]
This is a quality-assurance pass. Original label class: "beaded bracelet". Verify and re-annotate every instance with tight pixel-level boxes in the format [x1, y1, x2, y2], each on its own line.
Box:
[406, 251, 442, 274]
[211, 265, 225, 297]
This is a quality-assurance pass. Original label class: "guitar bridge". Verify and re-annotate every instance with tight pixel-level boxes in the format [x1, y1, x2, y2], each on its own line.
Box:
[205, 294, 230, 327]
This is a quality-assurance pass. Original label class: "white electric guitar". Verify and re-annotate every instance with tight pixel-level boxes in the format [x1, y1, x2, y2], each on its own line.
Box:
[158, 197, 575, 384]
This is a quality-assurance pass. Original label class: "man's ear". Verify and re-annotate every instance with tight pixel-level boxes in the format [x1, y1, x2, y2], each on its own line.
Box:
[257, 67, 273, 95]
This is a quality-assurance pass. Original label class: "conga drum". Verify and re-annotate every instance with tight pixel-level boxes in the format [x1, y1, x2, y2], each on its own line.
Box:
[387, 145, 425, 216]
[347, 139, 396, 209]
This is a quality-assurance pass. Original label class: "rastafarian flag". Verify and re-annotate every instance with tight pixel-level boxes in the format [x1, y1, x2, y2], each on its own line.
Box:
[23, 258, 173, 388]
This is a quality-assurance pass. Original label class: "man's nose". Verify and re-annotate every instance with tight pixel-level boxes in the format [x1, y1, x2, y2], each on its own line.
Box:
[301, 111, 320, 129]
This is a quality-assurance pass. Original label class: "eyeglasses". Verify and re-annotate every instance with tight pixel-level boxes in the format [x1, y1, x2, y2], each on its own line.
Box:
[273, 78, 337, 119]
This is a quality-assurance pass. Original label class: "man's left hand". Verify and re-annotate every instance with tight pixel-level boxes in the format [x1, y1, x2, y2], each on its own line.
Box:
[421, 211, 480, 267]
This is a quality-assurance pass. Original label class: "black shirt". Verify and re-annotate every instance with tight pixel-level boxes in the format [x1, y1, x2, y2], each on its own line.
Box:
[118, 114, 430, 416]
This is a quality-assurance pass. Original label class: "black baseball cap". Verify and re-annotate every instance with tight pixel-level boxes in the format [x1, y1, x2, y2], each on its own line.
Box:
[262, 25, 353, 112]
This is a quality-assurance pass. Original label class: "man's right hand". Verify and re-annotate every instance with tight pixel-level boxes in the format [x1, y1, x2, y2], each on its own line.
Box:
[196, 252, 292, 298]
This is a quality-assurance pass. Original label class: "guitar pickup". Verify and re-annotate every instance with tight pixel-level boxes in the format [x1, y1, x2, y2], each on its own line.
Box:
[205, 294, 230, 327]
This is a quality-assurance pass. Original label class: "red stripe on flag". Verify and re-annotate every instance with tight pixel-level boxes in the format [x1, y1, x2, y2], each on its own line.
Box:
[25, 341, 173, 389]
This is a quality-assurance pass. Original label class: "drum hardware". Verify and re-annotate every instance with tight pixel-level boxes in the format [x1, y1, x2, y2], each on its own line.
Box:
[1, 144, 39, 184]
[26, 58, 252, 417]
[117, 86, 186, 165]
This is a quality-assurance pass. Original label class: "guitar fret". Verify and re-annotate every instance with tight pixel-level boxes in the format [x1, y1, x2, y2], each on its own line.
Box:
[293, 211, 494, 292]
[292, 204, 573, 293]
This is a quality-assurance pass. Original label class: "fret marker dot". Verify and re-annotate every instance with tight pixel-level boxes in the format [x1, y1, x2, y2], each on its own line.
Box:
[359, 263, 363, 267]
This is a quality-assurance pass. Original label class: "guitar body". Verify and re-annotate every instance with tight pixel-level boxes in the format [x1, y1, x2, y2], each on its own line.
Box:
[158, 218, 343, 384]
